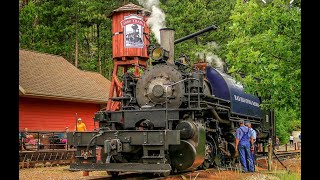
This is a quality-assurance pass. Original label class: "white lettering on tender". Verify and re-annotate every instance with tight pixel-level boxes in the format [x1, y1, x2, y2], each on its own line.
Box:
[234, 95, 260, 107]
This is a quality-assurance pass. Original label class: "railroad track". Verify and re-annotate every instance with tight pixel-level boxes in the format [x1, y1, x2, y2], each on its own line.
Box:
[256, 150, 300, 161]
[80, 150, 300, 180]
[274, 150, 300, 160]
[20, 150, 300, 179]
[78, 169, 220, 180]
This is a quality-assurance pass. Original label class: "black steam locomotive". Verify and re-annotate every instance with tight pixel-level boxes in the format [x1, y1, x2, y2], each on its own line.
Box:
[67, 25, 275, 176]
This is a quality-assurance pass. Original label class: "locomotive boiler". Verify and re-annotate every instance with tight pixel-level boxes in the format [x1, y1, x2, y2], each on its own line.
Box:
[67, 25, 275, 176]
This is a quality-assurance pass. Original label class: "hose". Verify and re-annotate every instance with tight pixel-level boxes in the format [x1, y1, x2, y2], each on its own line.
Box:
[83, 131, 104, 159]
[272, 149, 289, 172]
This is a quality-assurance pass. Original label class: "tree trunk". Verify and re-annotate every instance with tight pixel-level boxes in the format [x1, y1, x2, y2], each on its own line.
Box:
[75, 14, 78, 68]
[97, 23, 102, 74]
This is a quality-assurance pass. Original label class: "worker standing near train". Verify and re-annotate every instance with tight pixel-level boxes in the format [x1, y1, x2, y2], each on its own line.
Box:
[74, 118, 87, 132]
[245, 121, 257, 171]
[235, 120, 255, 172]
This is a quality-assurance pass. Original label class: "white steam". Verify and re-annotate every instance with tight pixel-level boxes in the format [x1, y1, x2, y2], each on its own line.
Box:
[138, 0, 166, 44]
[196, 42, 225, 72]
[138, 0, 159, 9]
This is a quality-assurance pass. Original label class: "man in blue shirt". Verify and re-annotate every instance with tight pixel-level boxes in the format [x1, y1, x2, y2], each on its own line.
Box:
[245, 121, 257, 171]
[235, 120, 254, 172]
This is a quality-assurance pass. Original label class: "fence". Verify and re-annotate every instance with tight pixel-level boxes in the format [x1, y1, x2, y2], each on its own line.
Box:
[19, 131, 73, 151]
[283, 142, 301, 151]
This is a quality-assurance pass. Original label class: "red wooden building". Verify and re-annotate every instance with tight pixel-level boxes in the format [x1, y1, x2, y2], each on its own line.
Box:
[19, 49, 111, 132]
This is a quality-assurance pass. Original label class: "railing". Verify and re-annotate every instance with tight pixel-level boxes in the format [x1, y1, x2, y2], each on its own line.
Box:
[283, 142, 301, 151]
[19, 131, 74, 151]
[258, 141, 301, 153]
[164, 78, 199, 129]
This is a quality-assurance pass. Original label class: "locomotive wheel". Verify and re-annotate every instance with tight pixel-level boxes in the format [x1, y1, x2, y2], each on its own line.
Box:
[199, 142, 213, 169]
[213, 154, 223, 167]
[106, 157, 120, 177]
[160, 171, 170, 177]
[106, 171, 119, 177]
[199, 136, 216, 170]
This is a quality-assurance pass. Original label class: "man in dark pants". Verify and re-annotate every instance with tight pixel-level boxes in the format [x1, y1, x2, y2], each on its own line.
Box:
[245, 121, 257, 171]
[235, 120, 254, 172]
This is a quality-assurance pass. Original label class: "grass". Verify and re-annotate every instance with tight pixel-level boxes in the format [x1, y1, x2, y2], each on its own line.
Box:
[257, 169, 301, 180]
[274, 172, 301, 180]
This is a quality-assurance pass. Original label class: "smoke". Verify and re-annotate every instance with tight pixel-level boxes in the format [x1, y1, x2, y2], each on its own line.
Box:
[138, 0, 166, 44]
[196, 42, 225, 72]
[138, 0, 159, 9]
[206, 53, 225, 71]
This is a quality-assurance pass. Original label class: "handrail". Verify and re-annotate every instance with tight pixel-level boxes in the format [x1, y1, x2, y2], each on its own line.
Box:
[164, 78, 199, 129]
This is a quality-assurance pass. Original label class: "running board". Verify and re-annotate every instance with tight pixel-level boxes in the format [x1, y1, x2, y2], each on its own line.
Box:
[69, 163, 171, 173]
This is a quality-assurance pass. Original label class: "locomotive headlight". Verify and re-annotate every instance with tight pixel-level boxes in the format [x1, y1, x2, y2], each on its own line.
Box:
[150, 47, 169, 61]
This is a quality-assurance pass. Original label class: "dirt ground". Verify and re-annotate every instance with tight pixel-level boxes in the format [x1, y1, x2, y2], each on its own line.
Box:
[19, 157, 301, 180]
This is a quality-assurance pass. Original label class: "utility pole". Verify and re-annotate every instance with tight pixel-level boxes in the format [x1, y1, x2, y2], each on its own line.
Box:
[268, 137, 272, 171]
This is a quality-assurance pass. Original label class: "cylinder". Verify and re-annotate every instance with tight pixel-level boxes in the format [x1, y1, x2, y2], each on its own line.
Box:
[160, 28, 175, 65]
[176, 121, 196, 139]
[169, 122, 205, 171]
[169, 140, 196, 171]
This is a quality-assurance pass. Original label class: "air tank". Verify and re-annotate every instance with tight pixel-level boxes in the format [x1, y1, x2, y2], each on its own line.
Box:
[205, 66, 263, 118]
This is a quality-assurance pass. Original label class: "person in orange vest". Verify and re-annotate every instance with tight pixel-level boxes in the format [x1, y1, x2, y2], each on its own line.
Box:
[74, 118, 87, 132]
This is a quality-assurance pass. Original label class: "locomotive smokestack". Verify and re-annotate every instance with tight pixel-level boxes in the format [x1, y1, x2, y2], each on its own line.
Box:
[160, 28, 175, 65]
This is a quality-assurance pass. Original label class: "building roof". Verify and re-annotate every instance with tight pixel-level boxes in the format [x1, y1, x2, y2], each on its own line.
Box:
[108, 3, 151, 17]
[19, 49, 111, 104]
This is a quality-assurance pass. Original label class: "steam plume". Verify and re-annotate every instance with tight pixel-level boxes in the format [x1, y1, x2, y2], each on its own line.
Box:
[138, 0, 166, 44]
[196, 42, 225, 72]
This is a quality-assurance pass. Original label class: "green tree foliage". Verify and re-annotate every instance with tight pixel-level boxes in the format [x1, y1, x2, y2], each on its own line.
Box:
[19, 0, 301, 136]
[225, 0, 301, 129]
[19, 0, 77, 60]
[19, 0, 131, 79]
[161, 0, 236, 64]
[275, 108, 301, 144]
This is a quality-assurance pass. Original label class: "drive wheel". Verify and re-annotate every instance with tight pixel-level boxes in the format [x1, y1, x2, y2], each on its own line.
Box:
[199, 136, 217, 170]
[160, 171, 170, 177]
[106, 171, 119, 177]
[106, 157, 119, 177]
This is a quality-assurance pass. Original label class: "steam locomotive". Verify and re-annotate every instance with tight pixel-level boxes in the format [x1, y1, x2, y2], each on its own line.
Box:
[67, 25, 275, 176]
